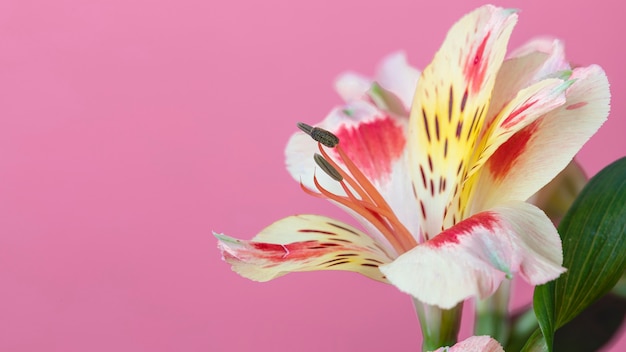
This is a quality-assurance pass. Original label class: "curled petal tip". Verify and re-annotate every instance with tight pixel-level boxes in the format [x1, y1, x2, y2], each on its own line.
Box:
[214, 232, 237, 245]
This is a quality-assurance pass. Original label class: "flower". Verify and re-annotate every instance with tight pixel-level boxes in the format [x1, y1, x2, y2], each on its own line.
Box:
[433, 336, 504, 352]
[215, 5, 610, 309]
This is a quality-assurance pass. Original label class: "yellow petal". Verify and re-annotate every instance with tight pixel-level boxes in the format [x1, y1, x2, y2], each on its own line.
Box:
[408, 5, 518, 238]
[460, 77, 571, 216]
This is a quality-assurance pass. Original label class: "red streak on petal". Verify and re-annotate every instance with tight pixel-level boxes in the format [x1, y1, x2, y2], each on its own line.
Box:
[464, 33, 491, 93]
[501, 101, 536, 128]
[488, 120, 540, 181]
[334, 117, 406, 182]
[427, 211, 500, 248]
[565, 101, 588, 110]
[250, 241, 332, 261]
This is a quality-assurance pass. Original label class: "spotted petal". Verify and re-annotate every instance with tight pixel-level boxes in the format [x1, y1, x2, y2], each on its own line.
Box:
[286, 100, 420, 247]
[380, 201, 565, 309]
[434, 336, 504, 352]
[408, 5, 518, 238]
[215, 214, 395, 283]
[461, 77, 571, 211]
[471, 65, 610, 211]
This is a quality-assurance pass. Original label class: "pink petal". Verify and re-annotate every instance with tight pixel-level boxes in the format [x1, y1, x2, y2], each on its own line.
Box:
[215, 214, 394, 283]
[471, 65, 609, 211]
[380, 202, 565, 309]
[434, 336, 504, 352]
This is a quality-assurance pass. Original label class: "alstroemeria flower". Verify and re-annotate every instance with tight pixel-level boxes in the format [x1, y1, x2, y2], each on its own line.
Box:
[433, 336, 504, 352]
[215, 5, 610, 309]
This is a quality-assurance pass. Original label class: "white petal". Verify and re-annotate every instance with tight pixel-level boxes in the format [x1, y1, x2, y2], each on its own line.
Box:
[285, 100, 420, 246]
[375, 52, 420, 110]
[408, 5, 518, 237]
[508, 38, 570, 79]
[471, 65, 610, 211]
[380, 201, 565, 309]
[487, 38, 570, 130]
[215, 215, 394, 283]
[465, 77, 570, 190]
[286, 101, 406, 190]
[335, 72, 371, 102]
[334, 52, 420, 115]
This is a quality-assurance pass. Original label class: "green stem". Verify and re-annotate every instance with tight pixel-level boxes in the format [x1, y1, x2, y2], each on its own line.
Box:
[413, 298, 463, 351]
[519, 328, 549, 352]
[506, 307, 540, 352]
[475, 280, 511, 345]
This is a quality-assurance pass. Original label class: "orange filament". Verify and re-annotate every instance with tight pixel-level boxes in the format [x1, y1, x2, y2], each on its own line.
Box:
[302, 142, 418, 254]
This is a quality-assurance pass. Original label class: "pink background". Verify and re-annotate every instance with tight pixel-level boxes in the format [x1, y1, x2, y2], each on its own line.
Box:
[0, 0, 624, 351]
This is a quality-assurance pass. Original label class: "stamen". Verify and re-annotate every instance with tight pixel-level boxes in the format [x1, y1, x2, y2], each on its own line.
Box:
[332, 145, 418, 251]
[297, 122, 339, 148]
[296, 122, 314, 135]
[314, 143, 417, 252]
[335, 143, 417, 250]
[313, 154, 343, 181]
[318, 145, 374, 204]
[307, 175, 405, 254]
[298, 122, 418, 252]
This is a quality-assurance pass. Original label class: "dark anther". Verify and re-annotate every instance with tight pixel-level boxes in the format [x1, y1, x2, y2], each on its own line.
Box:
[297, 122, 339, 148]
[313, 154, 343, 181]
[297, 122, 314, 135]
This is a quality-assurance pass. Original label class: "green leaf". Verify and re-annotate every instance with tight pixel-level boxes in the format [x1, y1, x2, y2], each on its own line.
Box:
[506, 307, 540, 352]
[612, 270, 626, 298]
[533, 157, 626, 351]
[533, 285, 557, 350]
[520, 329, 549, 352]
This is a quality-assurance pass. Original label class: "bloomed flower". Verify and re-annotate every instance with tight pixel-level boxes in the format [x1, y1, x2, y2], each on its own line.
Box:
[215, 5, 610, 309]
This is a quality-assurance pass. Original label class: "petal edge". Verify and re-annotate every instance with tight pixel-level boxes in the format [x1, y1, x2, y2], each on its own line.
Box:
[216, 215, 395, 283]
[380, 202, 565, 308]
